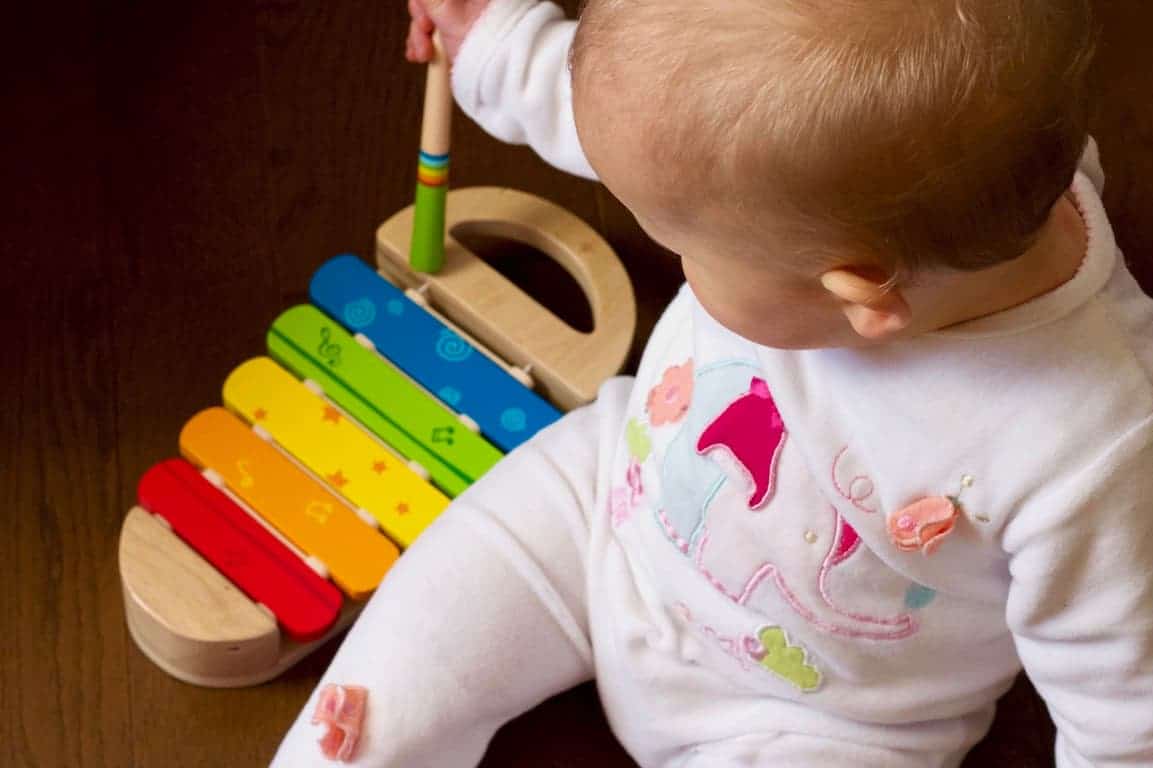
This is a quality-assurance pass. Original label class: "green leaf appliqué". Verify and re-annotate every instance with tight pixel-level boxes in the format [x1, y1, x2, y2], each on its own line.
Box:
[626, 418, 652, 462]
[755, 626, 822, 692]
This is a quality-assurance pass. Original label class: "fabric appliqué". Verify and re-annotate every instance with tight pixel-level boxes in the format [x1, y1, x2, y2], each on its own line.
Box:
[690, 510, 919, 641]
[657, 362, 924, 643]
[696, 377, 786, 509]
[646, 360, 694, 426]
[904, 584, 938, 609]
[747, 626, 822, 692]
[888, 497, 959, 555]
[886, 476, 976, 556]
[312, 683, 368, 762]
[627, 418, 652, 461]
[673, 602, 823, 693]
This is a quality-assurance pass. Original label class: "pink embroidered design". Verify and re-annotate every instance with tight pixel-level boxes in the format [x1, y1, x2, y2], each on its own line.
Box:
[831, 446, 878, 514]
[696, 377, 786, 509]
[675, 603, 756, 672]
[691, 513, 917, 641]
[656, 508, 690, 553]
[610, 460, 646, 528]
[815, 512, 915, 633]
[609, 488, 630, 528]
[674, 603, 822, 690]
[312, 684, 368, 763]
[626, 460, 644, 505]
[888, 496, 959, 555]
[704, 626, 744, 665]
[646, 360, 694, 426]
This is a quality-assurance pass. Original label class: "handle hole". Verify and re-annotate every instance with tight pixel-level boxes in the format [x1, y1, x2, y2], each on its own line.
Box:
[450, 223, 594, 334]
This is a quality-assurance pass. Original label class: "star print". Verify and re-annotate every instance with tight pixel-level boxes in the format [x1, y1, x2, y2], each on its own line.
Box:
[323, 406, 341, 424]
[372, 461, 388, 474]
[327, 471, 348, 489]
[253, 408, 268, 421]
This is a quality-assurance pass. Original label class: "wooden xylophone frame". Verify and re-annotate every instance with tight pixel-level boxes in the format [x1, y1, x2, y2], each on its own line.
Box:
[118, 188, 635, 688]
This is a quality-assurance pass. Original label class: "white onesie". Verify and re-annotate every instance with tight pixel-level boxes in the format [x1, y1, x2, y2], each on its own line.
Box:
[272, 1, 1153, 765]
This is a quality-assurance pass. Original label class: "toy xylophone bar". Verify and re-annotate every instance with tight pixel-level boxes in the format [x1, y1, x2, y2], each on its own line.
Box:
[180, 407, 399, 600]
[223, 357, 451, 549]
[267, 303, 503, 497]
[310, 254, 562, 453]
[137, 459, 344, 642]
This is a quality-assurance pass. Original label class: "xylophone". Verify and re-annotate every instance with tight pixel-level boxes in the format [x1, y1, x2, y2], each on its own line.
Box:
[118, 188, 636, 687]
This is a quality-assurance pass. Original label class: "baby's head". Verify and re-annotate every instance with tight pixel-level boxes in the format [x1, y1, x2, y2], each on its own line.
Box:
[571, 0, 1095, 347]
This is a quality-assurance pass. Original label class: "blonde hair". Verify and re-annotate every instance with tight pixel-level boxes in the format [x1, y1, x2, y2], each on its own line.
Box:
[572, 0, 1096, 279]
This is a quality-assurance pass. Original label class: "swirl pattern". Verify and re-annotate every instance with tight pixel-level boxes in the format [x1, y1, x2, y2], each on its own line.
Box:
[435, 330, 473, 363]
[342, 299, 377, 329]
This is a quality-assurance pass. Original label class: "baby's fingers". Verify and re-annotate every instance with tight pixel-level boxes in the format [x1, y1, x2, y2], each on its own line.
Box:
[405, 18, 434, 62]
[408, 0, 429, 23]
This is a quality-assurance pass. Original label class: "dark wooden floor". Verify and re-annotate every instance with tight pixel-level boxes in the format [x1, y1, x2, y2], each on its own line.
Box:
[3, 2, 1151, 766]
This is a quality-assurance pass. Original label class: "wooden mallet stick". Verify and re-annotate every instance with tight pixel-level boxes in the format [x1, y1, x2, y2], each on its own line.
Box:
[409, 32, 453, 273]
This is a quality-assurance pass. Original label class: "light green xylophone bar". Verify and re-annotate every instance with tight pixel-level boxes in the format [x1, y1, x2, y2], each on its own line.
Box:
[267, 305, 503, 498]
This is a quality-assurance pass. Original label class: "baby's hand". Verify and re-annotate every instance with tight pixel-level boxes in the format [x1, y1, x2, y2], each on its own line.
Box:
[405, 0, 491, 64]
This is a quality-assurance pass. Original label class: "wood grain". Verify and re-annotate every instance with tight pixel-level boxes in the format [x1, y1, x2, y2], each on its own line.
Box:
[3, 1, 1150, 766]
[377, 186, 636, 408]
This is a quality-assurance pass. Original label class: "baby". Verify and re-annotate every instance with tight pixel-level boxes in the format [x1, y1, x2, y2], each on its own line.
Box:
[274, 0, 1153, 765]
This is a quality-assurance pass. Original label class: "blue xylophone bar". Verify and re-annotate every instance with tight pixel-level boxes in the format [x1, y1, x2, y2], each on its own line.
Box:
[310, 254, 561, 453]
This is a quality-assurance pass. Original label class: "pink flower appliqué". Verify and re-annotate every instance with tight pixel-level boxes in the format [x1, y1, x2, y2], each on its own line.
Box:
[888, 496, 960, 556]
[646, 360, 694, 426]
[312, 684, 368, 762]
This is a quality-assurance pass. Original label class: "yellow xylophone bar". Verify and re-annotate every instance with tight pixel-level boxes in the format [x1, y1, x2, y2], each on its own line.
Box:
[222, 357, 450, 549]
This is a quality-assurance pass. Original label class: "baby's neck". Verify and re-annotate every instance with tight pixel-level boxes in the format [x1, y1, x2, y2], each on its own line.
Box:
[912, 193, 1088, 333]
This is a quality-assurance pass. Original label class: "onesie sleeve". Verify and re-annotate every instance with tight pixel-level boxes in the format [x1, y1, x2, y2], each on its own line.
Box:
[1003, 418, 1153, 767]
[451, 0, 597, 180]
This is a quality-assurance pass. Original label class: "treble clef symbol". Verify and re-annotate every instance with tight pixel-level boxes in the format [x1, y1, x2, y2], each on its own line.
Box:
[318, 327, 342, 367]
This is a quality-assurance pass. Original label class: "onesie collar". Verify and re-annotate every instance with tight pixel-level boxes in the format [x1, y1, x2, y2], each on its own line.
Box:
[927, 170, 1118, 340]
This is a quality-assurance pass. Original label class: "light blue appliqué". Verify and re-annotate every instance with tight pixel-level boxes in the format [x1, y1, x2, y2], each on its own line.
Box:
[904, 584, 937, 610]
[658, 360, 764, 552]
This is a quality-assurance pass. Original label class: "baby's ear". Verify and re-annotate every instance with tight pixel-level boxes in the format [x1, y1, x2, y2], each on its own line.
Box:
[820, 268, 911, 341]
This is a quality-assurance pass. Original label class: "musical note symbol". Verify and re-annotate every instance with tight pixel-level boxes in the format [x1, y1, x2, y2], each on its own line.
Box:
[305, 501, 333, 525]
[236, 460, 255, 489]
[431, 426, 455, 446]
[317, 327, 342, 367]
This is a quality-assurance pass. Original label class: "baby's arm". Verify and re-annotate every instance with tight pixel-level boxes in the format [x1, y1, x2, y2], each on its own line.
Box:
[408, 0, 596, 180]
[1004, 420, 1153, 766]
